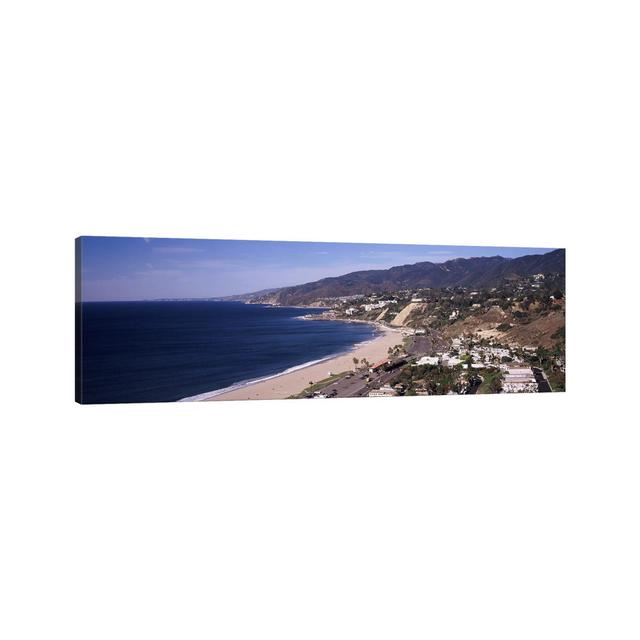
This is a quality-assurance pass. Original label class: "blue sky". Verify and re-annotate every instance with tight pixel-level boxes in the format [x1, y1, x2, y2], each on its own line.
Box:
[78, 237, 558, 301]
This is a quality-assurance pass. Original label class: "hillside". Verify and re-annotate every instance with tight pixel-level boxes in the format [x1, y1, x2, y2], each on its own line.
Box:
[390, 302, 426, 326]
[248, 249, 565, 306]
[441, 304, 565, 348]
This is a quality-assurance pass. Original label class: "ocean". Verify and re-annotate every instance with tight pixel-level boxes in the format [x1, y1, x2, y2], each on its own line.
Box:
[76, 301, 377, 404]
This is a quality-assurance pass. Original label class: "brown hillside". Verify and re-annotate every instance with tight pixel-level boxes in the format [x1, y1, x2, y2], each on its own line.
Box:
[442, 306, 509, 338]
[390, 302, 427, 326]
[442, 306, 564, 348]
[502, 311, 565, 348]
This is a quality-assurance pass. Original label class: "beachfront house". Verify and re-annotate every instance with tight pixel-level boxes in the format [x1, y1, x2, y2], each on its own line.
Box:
[369, 358, 389, 373]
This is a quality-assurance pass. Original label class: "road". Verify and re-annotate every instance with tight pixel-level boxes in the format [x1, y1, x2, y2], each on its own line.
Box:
[532, 367, 552, 392]
[310, 368, 399, 399]
[310, 328, 449, 399]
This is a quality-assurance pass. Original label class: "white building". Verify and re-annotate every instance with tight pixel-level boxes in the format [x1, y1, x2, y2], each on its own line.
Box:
[368, 385, 398, 398]
[502, 367, 538, 393]
[363, 300, 392, 312]
[345, 307, 358, 315]
[415, 356, 439, 366]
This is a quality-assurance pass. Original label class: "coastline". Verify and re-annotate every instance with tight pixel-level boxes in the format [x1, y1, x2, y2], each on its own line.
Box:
[193, 322, 403, 402]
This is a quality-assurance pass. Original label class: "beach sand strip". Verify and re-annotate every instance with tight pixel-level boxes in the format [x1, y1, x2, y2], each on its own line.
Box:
[205, 325, 403, 401]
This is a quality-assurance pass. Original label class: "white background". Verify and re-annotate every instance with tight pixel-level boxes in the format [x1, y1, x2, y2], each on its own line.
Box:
[2, 1, 639, 638]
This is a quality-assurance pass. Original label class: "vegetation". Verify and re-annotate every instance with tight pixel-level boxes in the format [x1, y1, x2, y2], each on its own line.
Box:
[477, 369, 503, 394]
[390, 364, 464, 395]
[518, 342, 565, 392]
[283, 266, 566, 397]
[387, 344, 404, 358]
[545, 367, 566, 392]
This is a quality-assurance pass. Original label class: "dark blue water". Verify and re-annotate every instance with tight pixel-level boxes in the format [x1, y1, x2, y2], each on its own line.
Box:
[76, 301, 376, 404]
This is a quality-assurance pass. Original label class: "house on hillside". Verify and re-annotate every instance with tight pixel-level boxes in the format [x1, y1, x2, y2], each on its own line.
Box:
[363, 301, 388, 312]
[503, 367, 538, 393]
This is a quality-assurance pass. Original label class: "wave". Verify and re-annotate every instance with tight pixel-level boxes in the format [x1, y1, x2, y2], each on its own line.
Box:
[178, 328, 382, 402]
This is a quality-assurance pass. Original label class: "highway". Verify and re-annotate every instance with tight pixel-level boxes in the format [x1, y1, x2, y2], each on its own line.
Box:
[532, 367, 552, 392]
[309, 328, 450, 399]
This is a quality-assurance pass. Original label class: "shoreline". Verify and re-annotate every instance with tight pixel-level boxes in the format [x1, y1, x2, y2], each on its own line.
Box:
[190, 322, 403, 402]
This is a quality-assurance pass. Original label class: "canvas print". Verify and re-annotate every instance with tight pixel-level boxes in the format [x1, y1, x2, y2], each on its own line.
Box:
[75, 237, 566, 404]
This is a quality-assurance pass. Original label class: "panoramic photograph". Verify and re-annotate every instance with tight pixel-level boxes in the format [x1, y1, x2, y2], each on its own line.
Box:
[75, 237, 566, 404]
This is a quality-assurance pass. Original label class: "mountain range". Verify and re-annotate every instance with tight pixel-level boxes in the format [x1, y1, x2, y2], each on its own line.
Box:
[239, 248, 565, 306]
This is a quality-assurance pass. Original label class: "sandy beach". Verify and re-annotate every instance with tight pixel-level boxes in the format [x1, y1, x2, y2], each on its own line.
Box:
[204, 324, 404, 401]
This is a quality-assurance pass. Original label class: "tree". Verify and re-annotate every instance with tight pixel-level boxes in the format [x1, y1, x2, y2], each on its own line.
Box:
[536, 346, 548, 366]
[352, 357, 359, 369]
